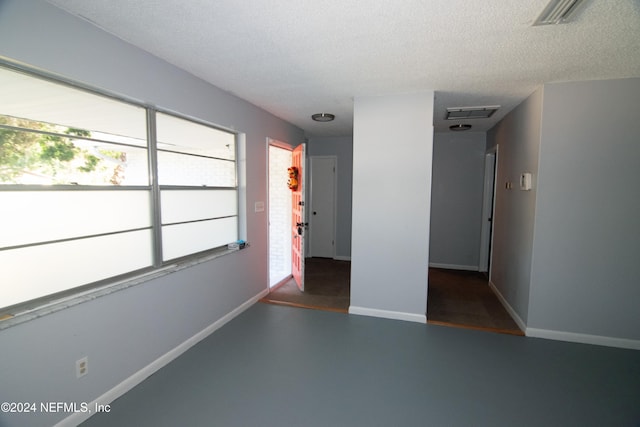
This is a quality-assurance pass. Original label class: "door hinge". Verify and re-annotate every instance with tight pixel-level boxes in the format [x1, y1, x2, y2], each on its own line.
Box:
[298, 201, 304, 206]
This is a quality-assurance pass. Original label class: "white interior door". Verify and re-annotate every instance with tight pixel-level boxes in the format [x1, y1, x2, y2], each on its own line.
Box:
[309, 156, 336, 258]
[479, 148, 498, 274]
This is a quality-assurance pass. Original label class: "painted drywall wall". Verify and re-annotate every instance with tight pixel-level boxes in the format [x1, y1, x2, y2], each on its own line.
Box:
[350, 93, 433, 321]
[528, 78, 640, 341]
[486, 87, 543, 325]
[307, 136, 353, 259]
[0, 1, 303, 426]
[429, 132, 486, 270]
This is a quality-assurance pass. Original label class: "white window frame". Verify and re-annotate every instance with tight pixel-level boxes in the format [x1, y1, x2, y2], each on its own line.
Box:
[0, 62, 240, 319]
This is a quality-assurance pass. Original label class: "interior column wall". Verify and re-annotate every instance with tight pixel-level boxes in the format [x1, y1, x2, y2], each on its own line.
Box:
[350, 92, 433, 322]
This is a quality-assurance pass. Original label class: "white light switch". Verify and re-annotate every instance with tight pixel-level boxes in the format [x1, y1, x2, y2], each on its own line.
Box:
[520, 173, 532, 191]
[254, 201, 265, 212]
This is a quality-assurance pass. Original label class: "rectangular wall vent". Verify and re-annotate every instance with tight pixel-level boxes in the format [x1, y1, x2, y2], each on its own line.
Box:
[445, 106, 500, 120]
[533, 0, 586, 26]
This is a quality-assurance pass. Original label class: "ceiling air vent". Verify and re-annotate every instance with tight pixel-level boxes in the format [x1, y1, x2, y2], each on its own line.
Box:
[533, 0, 586, 26]
[445, 106, 500, 120]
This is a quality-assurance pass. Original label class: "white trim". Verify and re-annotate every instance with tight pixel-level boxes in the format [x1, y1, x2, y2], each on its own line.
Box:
[428, 263, 478, 271]
[488, 280, 527, 332]
[266, 137, 295, 151]
[334, 255, 351, 261]
[237, 133, 248, 241]
[488, 281, 640, 350]
[56, 288, 269, 427]
[526, 328, 640, 350]
[349, 305, 426, 324]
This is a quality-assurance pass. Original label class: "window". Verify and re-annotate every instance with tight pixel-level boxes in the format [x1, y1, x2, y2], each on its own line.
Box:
[156, 112, 238, 261]
[0, 65, 238, 313]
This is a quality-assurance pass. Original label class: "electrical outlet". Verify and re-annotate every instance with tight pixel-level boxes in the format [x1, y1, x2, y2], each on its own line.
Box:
[76, 356, 88, 378]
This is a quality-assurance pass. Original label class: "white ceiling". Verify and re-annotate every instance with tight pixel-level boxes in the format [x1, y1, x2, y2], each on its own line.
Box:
[46, 0, 640, 137]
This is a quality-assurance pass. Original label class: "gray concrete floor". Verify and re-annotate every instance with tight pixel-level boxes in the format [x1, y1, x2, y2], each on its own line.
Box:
[82, 303, 640, 427]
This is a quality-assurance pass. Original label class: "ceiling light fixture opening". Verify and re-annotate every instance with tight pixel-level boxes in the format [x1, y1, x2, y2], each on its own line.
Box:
[311, 113, 335, 122]
[450, 124, 472, 132]
[533, 0, 586, 26]
[446, 106, 500, 120]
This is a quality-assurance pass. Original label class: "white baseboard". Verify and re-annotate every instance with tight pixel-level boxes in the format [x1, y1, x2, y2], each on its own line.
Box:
[349, 305, 426, 324]
[429, 263, 478, 271]
[334, 255, 351, 261]
[488, 280, 527, 332]
[57, 288, 269, 427]
[526, 328, 640, 350]
[488, 281, 640, 350]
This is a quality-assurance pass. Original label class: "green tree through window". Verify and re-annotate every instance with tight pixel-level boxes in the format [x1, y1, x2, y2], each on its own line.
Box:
[0, 115, 126, 185]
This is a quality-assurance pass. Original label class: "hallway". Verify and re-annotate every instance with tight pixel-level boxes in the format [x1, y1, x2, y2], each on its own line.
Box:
[427, 268, 523, 335]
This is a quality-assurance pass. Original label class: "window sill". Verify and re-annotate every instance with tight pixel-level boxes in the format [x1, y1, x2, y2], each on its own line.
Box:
[0, 247, 240, 331]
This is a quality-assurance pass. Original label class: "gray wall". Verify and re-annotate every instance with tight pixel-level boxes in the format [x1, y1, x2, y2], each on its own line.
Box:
[528, 78, 640, 340]
[0, 1, 303, 426]
[488, 78, 640, 344]
[307, 136, 353, 259]
[350, 93, 433, 320]
[429, 132, 486, 270]
[309, 131, 487, 268]
[486, 87, 543, 325]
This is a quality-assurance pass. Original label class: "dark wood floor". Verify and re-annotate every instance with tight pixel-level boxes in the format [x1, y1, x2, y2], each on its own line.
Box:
[261, 258, 351, 313]
[427, 268, 523, 335]
[262, 258, 523, 335]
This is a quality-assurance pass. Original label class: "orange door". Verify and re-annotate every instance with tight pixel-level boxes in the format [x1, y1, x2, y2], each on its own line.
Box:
[291, 143, 305, 291]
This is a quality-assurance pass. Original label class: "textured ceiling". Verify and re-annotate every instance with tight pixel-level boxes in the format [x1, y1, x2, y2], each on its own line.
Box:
[46, 0, 640, 137]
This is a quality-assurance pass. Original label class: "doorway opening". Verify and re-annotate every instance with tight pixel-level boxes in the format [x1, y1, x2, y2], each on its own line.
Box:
[426, 144, 521, 335]
[268, 143, 292, 288]
[261, 258, 350, 313]
[264, 146, 349, 313]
